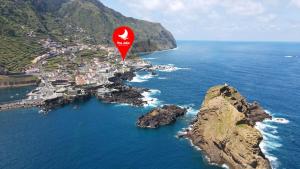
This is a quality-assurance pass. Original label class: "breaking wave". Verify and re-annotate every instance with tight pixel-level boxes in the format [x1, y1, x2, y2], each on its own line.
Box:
[131, 73, 155, 83]
[179, 104, 198, 115]
[255, 110, 289, 169]
[143, 57, 157, 60]
[284, 55, 297, 58]
[142, 89, 162, 107]
[158, 64, 190, 72]
[151, 64, 190, 73]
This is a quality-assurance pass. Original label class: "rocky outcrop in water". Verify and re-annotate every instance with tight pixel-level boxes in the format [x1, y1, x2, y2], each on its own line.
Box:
[137, 105, 187, 128]
[98, 84, 148, 106]
[186, 85, 271, 169]
[96, 70, 148, 106]
[108, 70, 136, 85]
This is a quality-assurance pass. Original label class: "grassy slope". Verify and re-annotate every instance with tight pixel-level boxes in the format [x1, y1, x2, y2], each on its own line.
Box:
[0, 0, 46, 73]
[0, 36, 44, 73]
[57, 0, 176, 51]
[0, 0, 176, 73]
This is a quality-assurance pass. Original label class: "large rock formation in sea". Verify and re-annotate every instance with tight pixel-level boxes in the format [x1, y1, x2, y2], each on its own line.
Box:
[0, 0, 176, 73]
[187, 85, 271, 169]
[96, 70, 148, 106]
[137, 105, 187, 128]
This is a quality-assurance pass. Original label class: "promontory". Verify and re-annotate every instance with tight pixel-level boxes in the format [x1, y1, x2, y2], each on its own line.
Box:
[185, 85, 271, 169]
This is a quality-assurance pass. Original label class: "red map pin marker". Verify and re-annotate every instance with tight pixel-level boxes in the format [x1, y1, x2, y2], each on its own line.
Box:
[112, 26, 135, 61]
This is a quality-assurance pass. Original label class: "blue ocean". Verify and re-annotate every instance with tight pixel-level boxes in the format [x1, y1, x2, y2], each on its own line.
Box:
[0, 41, 299, 169]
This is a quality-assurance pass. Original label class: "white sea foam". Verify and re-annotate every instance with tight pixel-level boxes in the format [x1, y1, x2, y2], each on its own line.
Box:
[255, 109, 290, 169]
[264, 110, 289, 124]
[130, 73, 155, 83]
[114, 103, 131, 107]
[142, 89, 161, 107]
[152, 64, 190, 73]
[187, 107, 199, 115]
[221, 164, 229, 169]
[143, 57, 157, 60]
[179, 104, 199, 115]
[284, 55, 297, 58]
[256, 121, 280, 169]
[271, 118, 290, 124]
[188, 139, 201, 151]
[158, 77, 167, 80]
[38, 109, 46, 114]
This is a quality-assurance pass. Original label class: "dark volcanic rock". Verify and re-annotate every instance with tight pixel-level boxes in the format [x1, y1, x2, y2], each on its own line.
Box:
[218, 85, 272, 125]
[108, 70, 135, 85]
[98, 85, 148, 106]
[246, 101, 272, 123]
[137, 105, 187, 128]
[98, 69, 149, 106]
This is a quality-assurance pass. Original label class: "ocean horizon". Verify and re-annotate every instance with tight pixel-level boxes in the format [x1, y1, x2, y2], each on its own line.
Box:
[0, 41, 299, 169]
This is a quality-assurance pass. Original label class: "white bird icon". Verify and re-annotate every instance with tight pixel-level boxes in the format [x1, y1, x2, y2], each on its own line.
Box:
[118, 29, 128, 40]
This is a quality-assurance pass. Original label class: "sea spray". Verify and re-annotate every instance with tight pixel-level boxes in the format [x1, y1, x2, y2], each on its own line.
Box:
[142, 89, 162, 107]
[151, 64, 190, 73]
[130, 72, 155, 83]
[143, 57, 157, 60]
[255, 110, 290, 169]
[178, 104, 199, 115]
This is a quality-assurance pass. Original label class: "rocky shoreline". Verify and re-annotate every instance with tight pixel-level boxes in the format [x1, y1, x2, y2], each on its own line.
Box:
[0, 69, 150, 112]
[97, 84, 148, 107]
[179, 85, 271, 169]
[137, 105, 187, 128]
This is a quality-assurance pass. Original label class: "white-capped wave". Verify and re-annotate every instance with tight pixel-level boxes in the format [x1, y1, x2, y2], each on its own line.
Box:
[284, 55, 297, 58]
[264, 110, 289, 124]
[271, 118, 289, 124]
[114, 103, 131, 107]
[221, 164, 229, 169]
[256, 121, 280, 169]
[130, 73, 155, 83]
[142, 89, 162, 107]
[158, 77, 167, 80]
[151, 64, 190, 73]
[143, 57, 157, 60]
[179, 104, 199, 115]
[255, 109, 290, 169]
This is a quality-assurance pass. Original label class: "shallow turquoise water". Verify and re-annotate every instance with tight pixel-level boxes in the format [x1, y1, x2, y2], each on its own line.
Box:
[0, 41, 299, 169]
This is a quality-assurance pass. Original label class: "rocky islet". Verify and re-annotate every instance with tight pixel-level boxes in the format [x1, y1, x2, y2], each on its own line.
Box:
[181, 85, 272, 169]
[137, 105, 187, 128]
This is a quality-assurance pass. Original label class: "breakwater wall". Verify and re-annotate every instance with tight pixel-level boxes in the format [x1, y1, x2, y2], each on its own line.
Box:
[0, 100, 43, 111]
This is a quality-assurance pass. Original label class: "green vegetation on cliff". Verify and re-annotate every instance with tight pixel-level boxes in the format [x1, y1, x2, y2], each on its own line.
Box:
[0, 75, 39, 88]
[189, 85, 271, 169]
[0, 0, 176, 73]
[0, 36, 44, 73]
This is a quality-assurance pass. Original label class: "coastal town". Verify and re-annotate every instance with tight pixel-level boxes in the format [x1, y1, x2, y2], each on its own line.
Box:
[0, 38, 173, 111]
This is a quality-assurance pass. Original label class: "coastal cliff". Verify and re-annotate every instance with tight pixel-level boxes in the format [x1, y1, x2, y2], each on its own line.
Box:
[187, 85, 271, 169]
